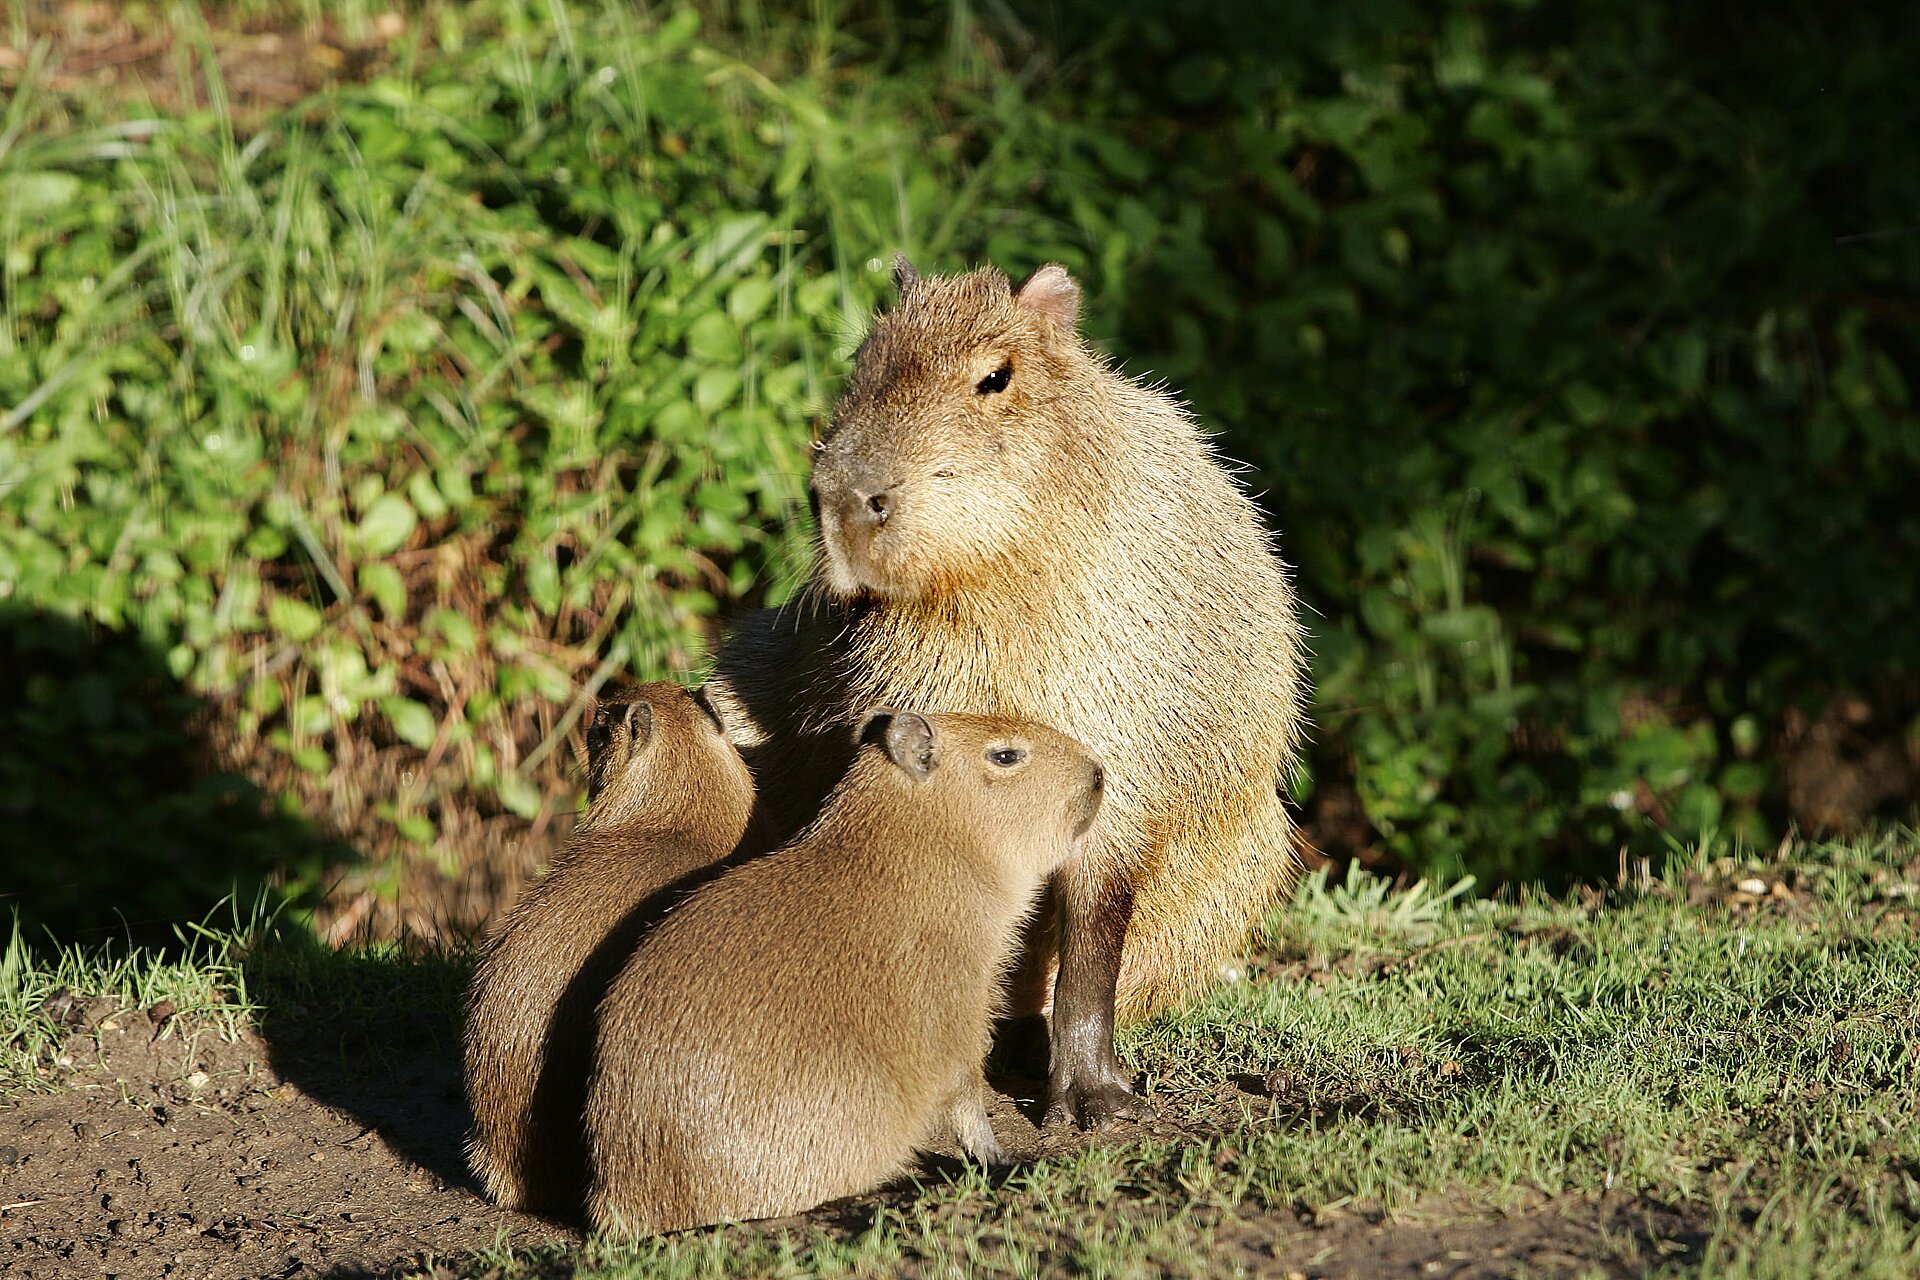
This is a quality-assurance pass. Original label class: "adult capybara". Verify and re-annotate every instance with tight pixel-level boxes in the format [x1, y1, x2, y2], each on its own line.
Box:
[464, 682, 753, 1214]
[702, 259, 1307, 1126]
[584, 711, 1103, 1237]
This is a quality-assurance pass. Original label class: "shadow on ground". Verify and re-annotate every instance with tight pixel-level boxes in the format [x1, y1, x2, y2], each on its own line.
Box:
[0, 604, 352, 950]
[242, 932, 485, 1199]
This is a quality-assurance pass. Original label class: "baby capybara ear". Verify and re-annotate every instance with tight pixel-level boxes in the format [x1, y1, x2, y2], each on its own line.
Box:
[622, 698, 655, 746]
[584, 696, 654, 802]
[860, 710, 939, 781]
[688, 683, 728, 735]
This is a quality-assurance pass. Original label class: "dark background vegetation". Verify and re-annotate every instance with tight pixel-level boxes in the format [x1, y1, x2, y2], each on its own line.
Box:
[2, 0, 1915, 946]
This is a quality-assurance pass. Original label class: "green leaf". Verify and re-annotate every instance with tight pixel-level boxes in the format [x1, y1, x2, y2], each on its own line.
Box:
[357, 494, 417, 558]
[268, 595, 324, 643]
[728, 278, 775, 325]
[1563, 383, 1609, 426]
[693, 214, 769, 276]
[497, 772, 544, 820]
[292, 745, 332, 776]
[694, 367, 740, 412]
[686, 311, 742, 362]
[2, 173, 83, 219]
[425, 608, 478, 656]
[408, 470, 450, 521]
[382, 696, 440, 749]
[1719, 761, 1770, 803]
[1421, 606, 1501, 647]
[526, 555, 560, 616]
[358, 562, 407, 620]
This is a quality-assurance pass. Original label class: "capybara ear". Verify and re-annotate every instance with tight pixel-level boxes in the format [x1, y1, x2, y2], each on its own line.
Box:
[892, 253, 920, 294]
[585, 695, 642, 803]
[1013, 263, 1079, 329]
[622, 699, 655, 748]
[688, 683, 727, 735]
[854, 708, 891, 748]
[880, 712, 940, 781]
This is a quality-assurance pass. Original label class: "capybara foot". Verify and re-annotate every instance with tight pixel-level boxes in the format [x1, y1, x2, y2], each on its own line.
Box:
[1044, 1070, 1151, 1129]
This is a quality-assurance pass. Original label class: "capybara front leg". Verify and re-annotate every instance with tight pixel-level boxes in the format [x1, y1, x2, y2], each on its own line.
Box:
[1045, 859, 1148, 1128]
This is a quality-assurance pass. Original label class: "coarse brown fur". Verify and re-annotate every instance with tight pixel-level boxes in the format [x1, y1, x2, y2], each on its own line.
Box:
[702, 260, 1307, 1122]
[584, 711, 1103, 1238]
[463, 682, 753, 1216]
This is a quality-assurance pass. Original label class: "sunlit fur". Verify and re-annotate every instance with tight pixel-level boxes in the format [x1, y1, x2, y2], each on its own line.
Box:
[584, 713, 1103, 1238]
[463, 683, 754, 1216]
[708, 263, 1309, 1021]
[810, 268, 1084, 602]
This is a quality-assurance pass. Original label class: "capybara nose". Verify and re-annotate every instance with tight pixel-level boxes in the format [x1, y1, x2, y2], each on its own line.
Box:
[850, 484, 896, 527]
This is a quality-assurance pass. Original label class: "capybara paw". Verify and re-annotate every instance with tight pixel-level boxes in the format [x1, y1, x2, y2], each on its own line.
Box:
[1043, 1074, 1150, 1129]
[960, 1125, 1008, 1166]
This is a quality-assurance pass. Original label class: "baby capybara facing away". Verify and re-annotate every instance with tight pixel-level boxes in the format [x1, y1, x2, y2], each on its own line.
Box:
[584, 711, 1104, 1238]
[465, 682, 753, 1215]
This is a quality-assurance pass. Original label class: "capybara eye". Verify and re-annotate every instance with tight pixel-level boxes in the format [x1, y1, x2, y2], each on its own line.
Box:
[985, 746, 1027, 768]
[975, 361, 1012, 394]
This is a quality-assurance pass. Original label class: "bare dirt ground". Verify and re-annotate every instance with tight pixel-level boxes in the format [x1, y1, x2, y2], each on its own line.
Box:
[1, 1002, 553, 1279]
[0, 1, 403, 119]
[2, 995, 1703, 1280]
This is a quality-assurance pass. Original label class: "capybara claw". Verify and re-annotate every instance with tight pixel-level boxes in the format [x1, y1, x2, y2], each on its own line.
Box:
[1044, 1076, 1150, 1130]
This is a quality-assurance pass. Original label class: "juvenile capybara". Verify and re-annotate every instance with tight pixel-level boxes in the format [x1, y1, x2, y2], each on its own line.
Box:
[584, 710, 1103, 1238]
[464, 682, 753, 1215]
[702, 259, 1308, 1126]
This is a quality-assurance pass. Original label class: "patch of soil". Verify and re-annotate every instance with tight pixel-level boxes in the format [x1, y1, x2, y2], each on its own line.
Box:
[1, 1008, 561, 1279]
[0, 2, 407, 121]
[1209, 1191, 1706, 1280]
[1674, 851, 1920, 931]
[5, 1004, 1712, 1280]
[1779, 696, 1920, 837]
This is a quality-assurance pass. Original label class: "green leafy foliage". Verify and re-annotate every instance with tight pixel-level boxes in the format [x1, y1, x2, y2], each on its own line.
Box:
[986, 0, 1920, 878]
[2, 4, 899, 936]
[3, 1, 1915, 939]
[0, 606, 346, 946]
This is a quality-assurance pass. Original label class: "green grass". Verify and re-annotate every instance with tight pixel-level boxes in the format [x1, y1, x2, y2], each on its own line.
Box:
[0, 895, 264, 1094]
[538, 831, 1920, 1277]
[8, 832, 1918, 1276]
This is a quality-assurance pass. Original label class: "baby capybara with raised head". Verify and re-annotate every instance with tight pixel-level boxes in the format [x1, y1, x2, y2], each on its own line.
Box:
[584, 710, 1103, 1238]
